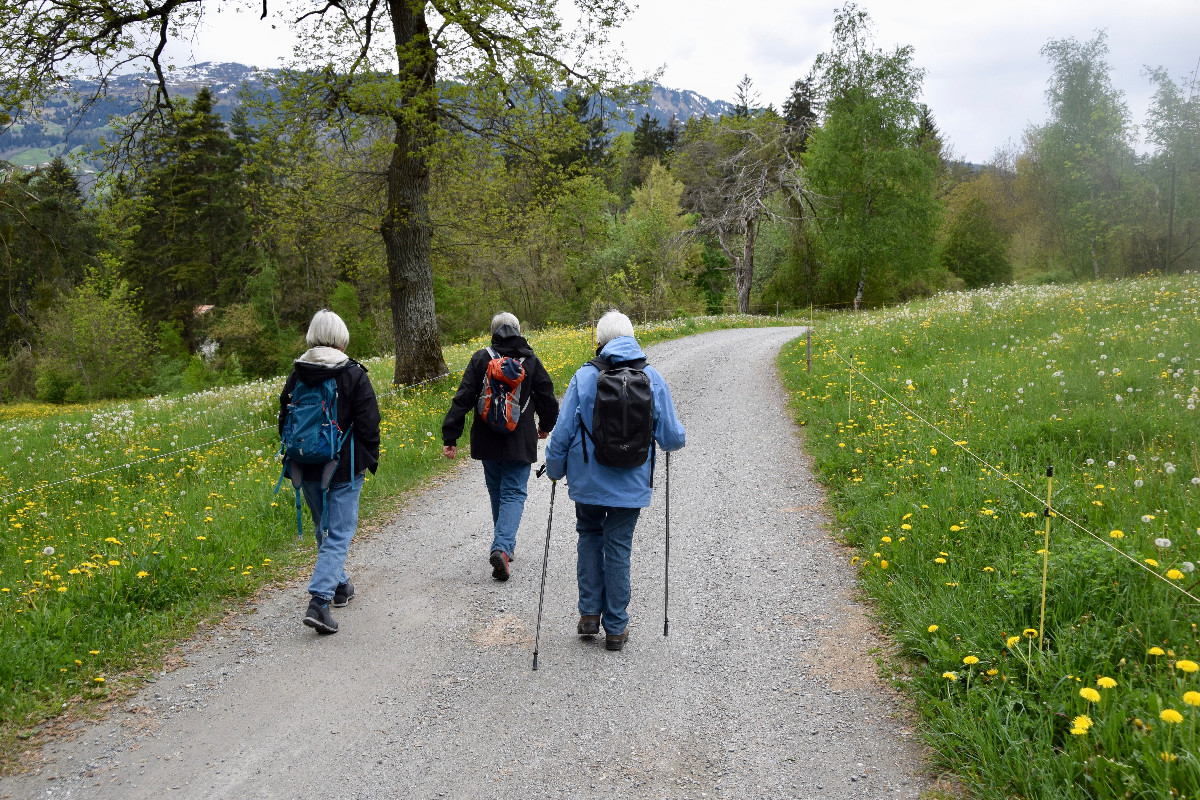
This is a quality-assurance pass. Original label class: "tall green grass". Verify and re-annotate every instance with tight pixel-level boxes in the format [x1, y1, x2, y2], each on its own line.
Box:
[779, 275, 1200, 798]
[0, 313, 793, 764]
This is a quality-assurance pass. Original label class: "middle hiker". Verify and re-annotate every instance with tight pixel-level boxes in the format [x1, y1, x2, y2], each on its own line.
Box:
[442, 312, 559, 581]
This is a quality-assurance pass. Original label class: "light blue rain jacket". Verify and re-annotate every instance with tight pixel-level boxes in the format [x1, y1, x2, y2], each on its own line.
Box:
[545, 336, 686, 508]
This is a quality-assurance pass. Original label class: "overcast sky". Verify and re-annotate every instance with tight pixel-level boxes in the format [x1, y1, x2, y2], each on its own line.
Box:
[179, 0, 1198, 164]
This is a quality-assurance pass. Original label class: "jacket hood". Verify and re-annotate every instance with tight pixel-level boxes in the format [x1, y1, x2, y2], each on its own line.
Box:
[491, 325, 534, 358]
[598, 335, 645, 364]
[293, 348, 360, 385]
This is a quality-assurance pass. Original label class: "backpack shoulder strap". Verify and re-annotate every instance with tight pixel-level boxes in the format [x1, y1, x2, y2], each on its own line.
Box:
[485, 347, 498, 359]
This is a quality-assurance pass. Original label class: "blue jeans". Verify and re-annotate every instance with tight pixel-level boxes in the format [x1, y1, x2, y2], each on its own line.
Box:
[481, 460, 531, 558]
[575, 503, 641, 635]
[301, 473, 364, 601]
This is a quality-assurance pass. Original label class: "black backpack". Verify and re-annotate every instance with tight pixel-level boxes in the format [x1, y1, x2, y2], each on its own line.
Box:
[580, 357, 655, 469]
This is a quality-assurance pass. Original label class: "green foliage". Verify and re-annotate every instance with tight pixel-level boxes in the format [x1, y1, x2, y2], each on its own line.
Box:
[803, 3, 942, 307]
[0, 157, 99, 351]
[209, 303, 279, 379]
[35, 274, 151, 401]
[941, 198, 1013, 288]
[121, 88, 256, 329]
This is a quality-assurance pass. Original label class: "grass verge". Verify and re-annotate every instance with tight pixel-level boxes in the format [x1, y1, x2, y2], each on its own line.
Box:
[778, 275, 1200, 798]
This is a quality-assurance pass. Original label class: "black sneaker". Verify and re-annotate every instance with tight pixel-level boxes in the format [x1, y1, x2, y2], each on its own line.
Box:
[490, 550, 510, 581]
[333, 581, 355, 608]
[303, 597, 338, 634]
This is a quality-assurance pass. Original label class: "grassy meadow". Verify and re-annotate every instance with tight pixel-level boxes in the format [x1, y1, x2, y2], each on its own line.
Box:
[779, 274, 1200, 798]
[0, 313, 793, 763]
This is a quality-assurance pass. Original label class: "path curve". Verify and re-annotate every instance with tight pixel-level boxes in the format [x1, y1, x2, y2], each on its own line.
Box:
[2, 326, 929, 799]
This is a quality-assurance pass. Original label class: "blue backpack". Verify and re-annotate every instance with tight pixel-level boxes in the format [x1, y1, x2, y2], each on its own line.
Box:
[274, 376, 354, 538]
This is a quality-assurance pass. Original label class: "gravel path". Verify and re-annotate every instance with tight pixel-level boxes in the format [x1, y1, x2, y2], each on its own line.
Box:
[2, 326, 930, 800]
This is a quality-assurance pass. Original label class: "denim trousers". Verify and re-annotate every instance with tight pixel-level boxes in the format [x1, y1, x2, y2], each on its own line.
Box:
[301, 473, 364, 601]
[575, 503, 642, 635]
[481, 459, 531, 558]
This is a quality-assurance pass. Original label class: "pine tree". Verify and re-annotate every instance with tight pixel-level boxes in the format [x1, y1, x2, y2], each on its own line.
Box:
[123, 88, 254, 331]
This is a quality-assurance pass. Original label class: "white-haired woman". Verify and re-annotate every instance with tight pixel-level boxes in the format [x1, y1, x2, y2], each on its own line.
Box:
[278, 309, 380, 634]
[441, 312, 559, 581]
[544, 310, 685, 652]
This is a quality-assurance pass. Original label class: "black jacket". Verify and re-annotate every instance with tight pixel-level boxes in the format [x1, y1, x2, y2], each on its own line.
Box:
[278, 356, 381, 484]
[441, 326, 559, 463]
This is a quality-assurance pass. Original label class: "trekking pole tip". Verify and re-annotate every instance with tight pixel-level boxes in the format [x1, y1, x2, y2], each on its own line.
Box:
[663, 620, 669, 637]
[532, 652, 539, 671]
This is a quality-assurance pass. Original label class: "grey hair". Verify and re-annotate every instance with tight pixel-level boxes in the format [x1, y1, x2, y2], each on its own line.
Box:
[306, 309, 350, 350]
[490, 312, 520, 334]
[595, 310, 635, 347]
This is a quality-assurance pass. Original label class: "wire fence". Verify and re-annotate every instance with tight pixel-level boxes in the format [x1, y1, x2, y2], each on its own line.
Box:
[825, 346, 1200, 607]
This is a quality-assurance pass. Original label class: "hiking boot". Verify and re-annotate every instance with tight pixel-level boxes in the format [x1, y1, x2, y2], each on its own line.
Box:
[605, 629, 629, 651]
[577, 614, 601, 636]
[303, 597, 338, 634]
[490, 550, 510, 581]
[332, 581, 355, 608]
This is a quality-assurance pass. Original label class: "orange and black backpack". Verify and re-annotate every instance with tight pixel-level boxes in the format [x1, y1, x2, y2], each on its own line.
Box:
[475, 347, 529, 433]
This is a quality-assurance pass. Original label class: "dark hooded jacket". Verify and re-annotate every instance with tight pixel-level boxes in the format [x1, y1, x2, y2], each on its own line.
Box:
[441, 325, 559, 463]
[278, 353, 381, 484]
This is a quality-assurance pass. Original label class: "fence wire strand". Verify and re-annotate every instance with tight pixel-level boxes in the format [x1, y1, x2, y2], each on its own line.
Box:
[827, 347, 1200, 607]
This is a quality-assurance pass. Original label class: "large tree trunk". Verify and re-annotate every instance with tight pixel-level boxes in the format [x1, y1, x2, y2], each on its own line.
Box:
[384, 0, 447, 386]
[736, 215, 756, 313]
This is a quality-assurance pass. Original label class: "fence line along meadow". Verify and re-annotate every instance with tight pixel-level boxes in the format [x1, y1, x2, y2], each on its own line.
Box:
[0, 313, 797, 762]
[779, 274, 1200, 799]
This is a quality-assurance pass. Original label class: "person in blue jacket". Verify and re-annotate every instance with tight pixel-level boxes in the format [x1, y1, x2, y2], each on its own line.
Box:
[544, 310, 686, 652]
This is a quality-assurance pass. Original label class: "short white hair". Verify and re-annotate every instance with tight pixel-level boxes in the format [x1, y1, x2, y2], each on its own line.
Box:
[306, 309, 350, 350]
[490, 312, 520, 334]
[595, 310, 635, 347]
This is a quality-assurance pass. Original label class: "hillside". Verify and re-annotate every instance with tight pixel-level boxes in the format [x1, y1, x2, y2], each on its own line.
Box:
[0, 62, 733, 170]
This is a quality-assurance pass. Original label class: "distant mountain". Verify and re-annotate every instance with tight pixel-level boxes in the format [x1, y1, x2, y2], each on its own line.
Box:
[0, 62, 732, 171]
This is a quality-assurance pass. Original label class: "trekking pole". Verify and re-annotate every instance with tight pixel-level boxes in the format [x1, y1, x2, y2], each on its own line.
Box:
[533, 470, 556, 671]
[663, 450, 670, 637]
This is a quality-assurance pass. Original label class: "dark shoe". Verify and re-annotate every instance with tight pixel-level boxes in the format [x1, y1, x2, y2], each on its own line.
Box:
[577, 615, 601, 636]
[332, 581, 355, 608]
[490, 550, 510, 581]
[605, 629, 629, 651]
[303, 597, 338, 634]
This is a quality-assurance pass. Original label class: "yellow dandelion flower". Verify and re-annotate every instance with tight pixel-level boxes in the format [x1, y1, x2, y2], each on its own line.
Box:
[1183, 691, 1200, 707]
[1006, 636, 1020, 647]
[1144, 558, 1159, 567]
[1161, 752, 1177, 763]
[107, 560, 119, 566]
[1069, 726, 1088, 736]
[983, 566, 994, 573]
[930, 447, 937, 455]
[1071, 715, 1092, 731]
[900, 524, 912, 531]
[1160, 709, 1184, 724]
[963, 656, 979, 665]
[986, 668, 998, 676]
[935, 557, 947, 564]
[949, 525, 960, 532]
[1149, 647, 1165, 656]
[94, 676, 105, 683]
[1109, 530, 1124, 539]
[880, 560, 889, 569]
[1167, 569, 1185, 580]
[1023, 628, 1039, 639]
[1080, 687, 1101, 703]
[942, 672, 957, 681]
[928, 625, 939, 633]
[1097, 676, 1117, 689]
[1175, 660, 1198, 674]
[881, 536, 892, 543]
[136, 571, 149, 579]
